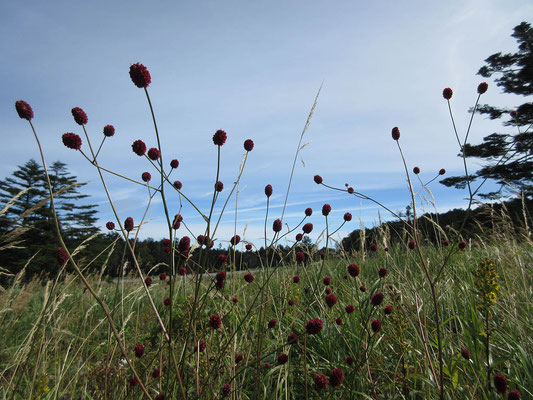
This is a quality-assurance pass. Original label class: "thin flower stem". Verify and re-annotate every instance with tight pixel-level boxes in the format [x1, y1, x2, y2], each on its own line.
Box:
[211, 153, 249, 239]
[396, 140, 444, 398]
[80, 125, 172, 346]
[78, 149, 160, 191]
[28, 121, 153, 400]
[206, 145, 222, 239]
[280, 83, 322, 223]
[93, 136, 106, 161]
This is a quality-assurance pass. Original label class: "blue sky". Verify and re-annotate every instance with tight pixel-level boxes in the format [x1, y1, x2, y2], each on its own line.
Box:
[2, 0, 531, 248]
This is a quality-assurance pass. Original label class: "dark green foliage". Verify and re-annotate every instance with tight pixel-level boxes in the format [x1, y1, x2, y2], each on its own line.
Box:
[341, 198, 532, 252]
[441, 22, 533, 199]
[0, 159, 99, 279]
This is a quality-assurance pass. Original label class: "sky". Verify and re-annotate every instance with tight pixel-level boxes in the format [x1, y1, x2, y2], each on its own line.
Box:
[1, 0, 531, 249]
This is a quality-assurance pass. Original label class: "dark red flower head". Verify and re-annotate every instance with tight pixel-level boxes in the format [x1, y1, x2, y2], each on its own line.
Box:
[325, 293, 338, 308]
[295, 233, 303, 242]
[510, 110, 517, 118]
[460, 348, 470, 360]
[343, 212, 352, 222]
[391, 127, 400, 140]
[173, 181, 182, 190]
[244, 273, 254, 283]
[306, 318, 323, 335]
[302, 223, 313, 234]
[439, 168, 446, 175]
[268, 319, 277, 329]
[346, 355, 354, 365]
[215, 181, 224, 192]
[443, 240, 449, 246]
[336, 317, 343, 325]
[458, 241, 467, 250]
[134, 344, 144, 358]
[360, 285, 366, 292]
[348, 186, 354, 193]
[493, 373, 508, 394]
[264, 184, 273, 197]
[442, 88, 453, 100]
[124, 217, 134, 232]
[159, 272, 167, 281]
[314, 175, 323, 184]
[477, 82, 488, 94]
[141, 172, 151, 182]
[323, 276, 331, 286]
[244, 139, 254, 151]
[215, 269, 226, 286]
[288, 298, 295, 306]
[329, 368, 343, 387]
[232, 296, 238, 303]
[195, 342, 206, 352]
[273, 218, 282, 232]
[178, 236, 190, 259]
[325, 288, 332, 295]
[103, 124, 115, 137]
[129, 376, 139, 386]
[71, 107, 88, 125]
[277, 353, 288, 364]
[132, 140, 146, 156]
[370, 243, 377, 252]
[408, 241, 416, 250]
[15, 100, 34, 120]
[145, 276, 152, 287]
[164, 297, 171, 306]
[170, 159, 179, 168]
[296, 251, 305, 263]
[322, 204, 331, 216]
[129, 63, 151, 88]
[178, 267, 187, 276]
[218, 254, 228, 265]
[345, 304, 355, 314]
[148, 148, 160, 160]
[152, 368, 161, 378]
[56, 247, 69, 265]
[106, 221, 115, 230]
[371, 291, 384, 306]
[320, 252, 325, 260]
[221, 384, 231, 397]
[293, 275, 300, 283]
[413, 166, 420, 174]
[371, 319, 382, 333]
[230, 235, 240, 246]
[213, 129, 227, 146]
[305, 207, 312, 216]
[348, 264, 360, 277]
[384, 305, 393, 315]
[209, 314, 222, 329]
[314, 374, 328, 390]
[287, 333, 299, 344]
[162, 238, 171, 247]
[245, 243, 252, 251]
[508, 390, 521, 400]
[378, 267, 388, 278]
[62, 133, 82, 150]
[173, 213, 183, 229]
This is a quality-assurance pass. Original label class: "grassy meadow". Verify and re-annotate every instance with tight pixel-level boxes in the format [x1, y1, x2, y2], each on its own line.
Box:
[1, 231, 531, 399]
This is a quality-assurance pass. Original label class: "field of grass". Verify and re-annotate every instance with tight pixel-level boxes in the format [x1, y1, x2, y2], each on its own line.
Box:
[1, 235, 531, 399]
